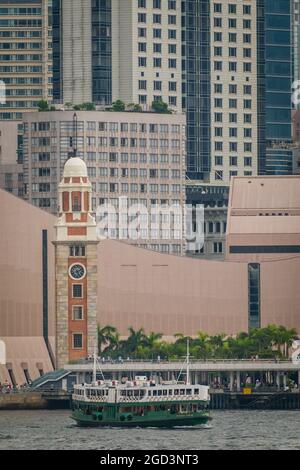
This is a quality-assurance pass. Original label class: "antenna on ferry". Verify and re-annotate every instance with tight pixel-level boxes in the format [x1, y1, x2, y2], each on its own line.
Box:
[176, 338, 192, 385]
[93, 344, 97, 385]
[186, 339, 190, 386]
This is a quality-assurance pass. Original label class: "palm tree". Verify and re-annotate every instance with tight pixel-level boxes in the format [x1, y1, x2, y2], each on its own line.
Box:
[97, 325, 119, 354]
[122, 327, 148, 356]
[270, 325, 298, 358]
[146, 332, 163, 349]
[193, 331, 210, 359]
[208, 334, 226, 357]
[249, 327, 273, 356]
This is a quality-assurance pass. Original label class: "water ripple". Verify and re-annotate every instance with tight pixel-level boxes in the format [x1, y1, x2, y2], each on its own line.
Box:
[0, 410, 299, 450]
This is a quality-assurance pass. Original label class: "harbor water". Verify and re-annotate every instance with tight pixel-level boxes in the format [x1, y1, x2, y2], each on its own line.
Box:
[0, 410, 299, 450]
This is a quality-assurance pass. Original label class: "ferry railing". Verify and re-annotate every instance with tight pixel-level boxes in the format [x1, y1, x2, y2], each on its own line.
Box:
[76, 358, 294, 365]
[118, 395, 204, 403]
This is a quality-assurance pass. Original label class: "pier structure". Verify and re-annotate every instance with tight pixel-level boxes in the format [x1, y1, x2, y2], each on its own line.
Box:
[65, 359, 300, 392]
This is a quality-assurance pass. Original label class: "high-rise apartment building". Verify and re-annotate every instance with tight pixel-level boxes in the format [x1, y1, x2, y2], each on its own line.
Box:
[23, 110, 186, 254]
[52, 0, 182, 112]
[262, 0, 293, 175]
[185, 0, 258, 185]
[184, 0, 293, 182]
[0, 0, 53, 120]
[112, 0, 182, 111]
[0, 121, 24, 196]
[293, 0, 300, 86]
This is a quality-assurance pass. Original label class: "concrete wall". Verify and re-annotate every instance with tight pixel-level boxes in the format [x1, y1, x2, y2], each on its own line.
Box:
[97, 239, 249, 335]
[0, 189, 56, 338]
[0, 393, 48, 410]
[62, 0, 92, 104]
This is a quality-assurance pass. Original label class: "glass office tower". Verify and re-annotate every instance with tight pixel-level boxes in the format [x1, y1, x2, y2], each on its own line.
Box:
[265, 0, 292, 142]
[91, 0, 112, 105]
[185, 0, 211, 181]
[264, 0, 293, 174]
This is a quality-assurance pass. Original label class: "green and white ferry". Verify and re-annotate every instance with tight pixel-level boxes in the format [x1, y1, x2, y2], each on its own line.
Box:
[71, 347, 211, 428]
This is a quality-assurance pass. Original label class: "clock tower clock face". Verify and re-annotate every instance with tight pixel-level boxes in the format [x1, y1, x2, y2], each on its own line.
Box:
[69, 264, 86, 280]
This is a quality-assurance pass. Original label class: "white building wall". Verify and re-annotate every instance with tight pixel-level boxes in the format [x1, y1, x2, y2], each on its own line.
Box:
[62, 0, 92, 104]
[209, 0, 258, 185]
[112, 0, 182, 112]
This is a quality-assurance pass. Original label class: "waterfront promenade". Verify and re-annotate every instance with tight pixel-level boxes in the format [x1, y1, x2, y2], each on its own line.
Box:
[65, 359, 300, 393]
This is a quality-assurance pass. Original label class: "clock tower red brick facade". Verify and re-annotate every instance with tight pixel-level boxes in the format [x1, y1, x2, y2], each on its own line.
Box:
[54, 158, 99, 369]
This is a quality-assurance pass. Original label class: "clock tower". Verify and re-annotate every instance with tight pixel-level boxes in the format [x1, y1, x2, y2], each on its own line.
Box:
[54, 157, 99, 369]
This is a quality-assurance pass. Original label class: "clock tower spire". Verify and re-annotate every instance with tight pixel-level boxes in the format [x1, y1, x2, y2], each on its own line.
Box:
[54, 157, 99, 369]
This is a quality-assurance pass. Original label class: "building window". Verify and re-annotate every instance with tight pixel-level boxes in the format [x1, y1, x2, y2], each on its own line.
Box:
[248, 264, 261, 330]
[73, 285, 83, 299]
[138, 42, 147, 52]
[154, 57, 162, 67]
[69, 245, 86, 257]
[73, 306, 84, 321]
[214, 242, 223, 254]
[153, 29, 161, 39]
[72, 194, 81, 212]
[73, 333, 83, 349]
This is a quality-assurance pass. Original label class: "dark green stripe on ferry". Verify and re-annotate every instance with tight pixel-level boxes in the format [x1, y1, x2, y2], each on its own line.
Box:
[71, 400, 210, 428]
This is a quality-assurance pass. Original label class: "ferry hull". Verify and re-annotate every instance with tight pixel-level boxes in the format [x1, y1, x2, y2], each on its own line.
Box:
[71, 410, 211, 428]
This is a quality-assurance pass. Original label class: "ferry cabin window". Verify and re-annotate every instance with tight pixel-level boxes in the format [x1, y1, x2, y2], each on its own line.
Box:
[187, 389, 192, 395]
[174, 389, 179, 395]
[168, 390, 173, 396]
[194, 389, 199, 395]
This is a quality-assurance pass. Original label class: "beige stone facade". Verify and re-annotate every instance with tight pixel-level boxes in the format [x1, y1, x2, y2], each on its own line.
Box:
[112, 0, 182, 112]
[54, 243, 69, 369]
[0, 121, 23, 197]
[0, 0, 53, 120]
[23, 110, 186, 255]
[209, 0, 258, 185]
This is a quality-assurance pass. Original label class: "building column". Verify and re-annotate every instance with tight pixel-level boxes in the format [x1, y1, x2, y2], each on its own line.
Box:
[229, 371, 234, 391]
[276, 372, 281, 389]
[283, 374, 287, 390]
[236, 371, 241, 392]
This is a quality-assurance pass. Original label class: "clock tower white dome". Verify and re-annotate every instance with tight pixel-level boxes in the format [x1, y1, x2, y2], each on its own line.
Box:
[63, 157, 88, 178]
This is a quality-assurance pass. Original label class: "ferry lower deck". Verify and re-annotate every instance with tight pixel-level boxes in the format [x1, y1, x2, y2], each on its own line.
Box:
[71, 399, 211, 428]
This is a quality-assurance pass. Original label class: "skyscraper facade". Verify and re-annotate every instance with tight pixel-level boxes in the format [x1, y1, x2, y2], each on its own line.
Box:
[52, 0, 182, 112]
[0, 0, 53, 120]
[293, 0, 300, 86]
[263, 0, 293, 175]
[185, 0, 258, 185]
[184, 0, 293, 182]
[22, 110, 186, 254]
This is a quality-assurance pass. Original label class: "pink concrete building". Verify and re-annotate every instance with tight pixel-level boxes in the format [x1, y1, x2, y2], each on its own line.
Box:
[0, 172, 299, 383]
